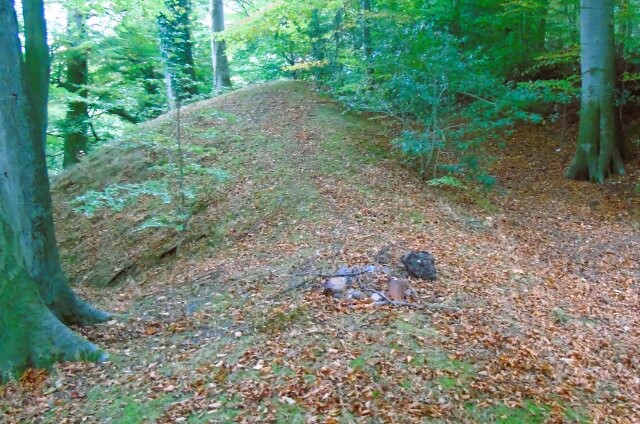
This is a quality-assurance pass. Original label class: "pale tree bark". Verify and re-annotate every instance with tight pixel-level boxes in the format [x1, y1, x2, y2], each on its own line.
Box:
[566, 0, 627, 182]
[63, 9, 89, 168]
[0, 0, 108, 381]
[210, 0, 231, 92]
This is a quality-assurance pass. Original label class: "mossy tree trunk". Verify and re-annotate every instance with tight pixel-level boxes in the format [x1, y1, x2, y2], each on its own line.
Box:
[0, 0, 108, 381]
[566, 0, 627, 182]
[158, 0, 198, 107]
[63, 9, 89, 168]
[210, 0, 231, 92]
[0, 220, 105, 383]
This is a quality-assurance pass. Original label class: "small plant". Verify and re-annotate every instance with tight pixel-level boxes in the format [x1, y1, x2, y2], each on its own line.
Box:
[427, 175, 465, 189]
[134, 213, 190, 232]
[71, 180, 172, 216]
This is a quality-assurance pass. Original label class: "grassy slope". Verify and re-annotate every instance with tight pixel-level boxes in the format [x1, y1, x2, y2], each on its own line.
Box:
[1, 81, 639, 423]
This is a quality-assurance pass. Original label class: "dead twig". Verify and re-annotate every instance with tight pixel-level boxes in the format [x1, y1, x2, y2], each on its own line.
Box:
[374, 300, 420, 308]
[361, 288, 420, 308]
[268, 277, 316, 300]
[292, 268, 374, 279]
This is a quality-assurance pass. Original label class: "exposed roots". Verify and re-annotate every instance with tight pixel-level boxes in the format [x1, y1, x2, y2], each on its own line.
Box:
[0, 269, 107, 383]
[40, 271, 111, 326]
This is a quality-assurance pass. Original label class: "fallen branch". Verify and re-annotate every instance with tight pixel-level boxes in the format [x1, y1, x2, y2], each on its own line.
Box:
[374, 300, 420, 308]
[361, 288, 420, 308]
[268, 277, 315, 300]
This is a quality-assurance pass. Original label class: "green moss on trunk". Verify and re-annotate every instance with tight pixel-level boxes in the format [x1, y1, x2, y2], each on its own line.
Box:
[0, 221, 106, 383]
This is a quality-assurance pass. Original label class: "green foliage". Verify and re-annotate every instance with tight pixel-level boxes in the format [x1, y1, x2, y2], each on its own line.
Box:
[71, 180, 173, 216]
[427, 176, 465, 189]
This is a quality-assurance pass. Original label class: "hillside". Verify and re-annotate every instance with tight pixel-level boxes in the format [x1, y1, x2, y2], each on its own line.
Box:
[2, 81, 639, 423]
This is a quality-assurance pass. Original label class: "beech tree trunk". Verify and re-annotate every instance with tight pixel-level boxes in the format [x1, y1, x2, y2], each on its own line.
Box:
[0, 220, 105, 382]
[210, 0, 231, 92]
[63, 9, 89, 168]
[0, 0, 108, 381]
[566, 0, 626, 182]
[158, 0, 198, 107]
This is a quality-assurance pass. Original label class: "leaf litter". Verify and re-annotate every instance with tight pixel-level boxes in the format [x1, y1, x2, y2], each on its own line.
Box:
[1, 81, 639, 423]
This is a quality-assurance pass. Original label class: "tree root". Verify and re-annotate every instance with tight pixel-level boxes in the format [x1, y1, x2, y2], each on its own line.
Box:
[0, 269, 107, 383]
[41, 272, 111, 326]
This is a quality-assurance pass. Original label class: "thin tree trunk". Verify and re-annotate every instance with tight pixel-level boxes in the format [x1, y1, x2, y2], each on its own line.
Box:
[63, 9, 89, 168]
[450, 0, 461, 36]
[21, 0, 47, 137]
[360, 0, 372, 77]
[530, 0, 548, 54]
[0, 0, 107, 381]
[210, 0, 231, 92]
[566, 0, 626, 182]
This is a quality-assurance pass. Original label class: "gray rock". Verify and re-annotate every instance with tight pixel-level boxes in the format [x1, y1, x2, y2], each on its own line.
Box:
[347, 289, 366, 300]
[401, 251, 437, 280]
[323, 276, 348, 296]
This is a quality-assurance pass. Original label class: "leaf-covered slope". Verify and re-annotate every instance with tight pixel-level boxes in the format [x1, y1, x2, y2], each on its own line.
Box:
[51, 80, 390, 287]
[3, 80, 638, 422]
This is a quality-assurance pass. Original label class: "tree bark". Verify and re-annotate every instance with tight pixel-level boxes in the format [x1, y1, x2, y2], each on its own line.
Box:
[0, 0, 109, 327]
[1, 0, 108, 381]
[63, 9, 89, 168]
[450, 0, 461, 36]
[210, 0, 231, 92]
[158, 0, 198, 107]
[21, 0, 47, 138]
[0, 220, 105, 383]
[566, 0, 626, 182]
[360, 0, 372, 78]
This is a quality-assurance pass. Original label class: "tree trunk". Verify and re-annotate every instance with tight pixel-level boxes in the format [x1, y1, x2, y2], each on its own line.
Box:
[158, 0, 198, 107]
[450, 0, 461, 37]
[1, 0, 109, 326]
[360, 0, 372, 78]
[566, 0, 626, 182]
[530, 0, 548, 54]
[21, 0, 47, 138]
[0, 0, 108, 381]
[63, 9, 89, 168]
[210, 0, 231, 92]
[0, 220, 105, 383]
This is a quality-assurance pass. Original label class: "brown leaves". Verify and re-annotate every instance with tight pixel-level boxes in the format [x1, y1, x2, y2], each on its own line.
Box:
[5, 83, 640, 422]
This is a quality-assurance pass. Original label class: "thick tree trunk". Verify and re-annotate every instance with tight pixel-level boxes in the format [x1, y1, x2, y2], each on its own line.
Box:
[63, 9, 89, 168]
[566, 0, 626, 182]
[0, 220, 105, 383]
[1, 0, 107, 382]
[210, 0, 231, 92]
[0, 0, 109, 326]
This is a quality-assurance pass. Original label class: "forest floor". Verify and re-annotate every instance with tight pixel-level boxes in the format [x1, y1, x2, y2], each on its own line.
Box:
[1, 81, 639, 423]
